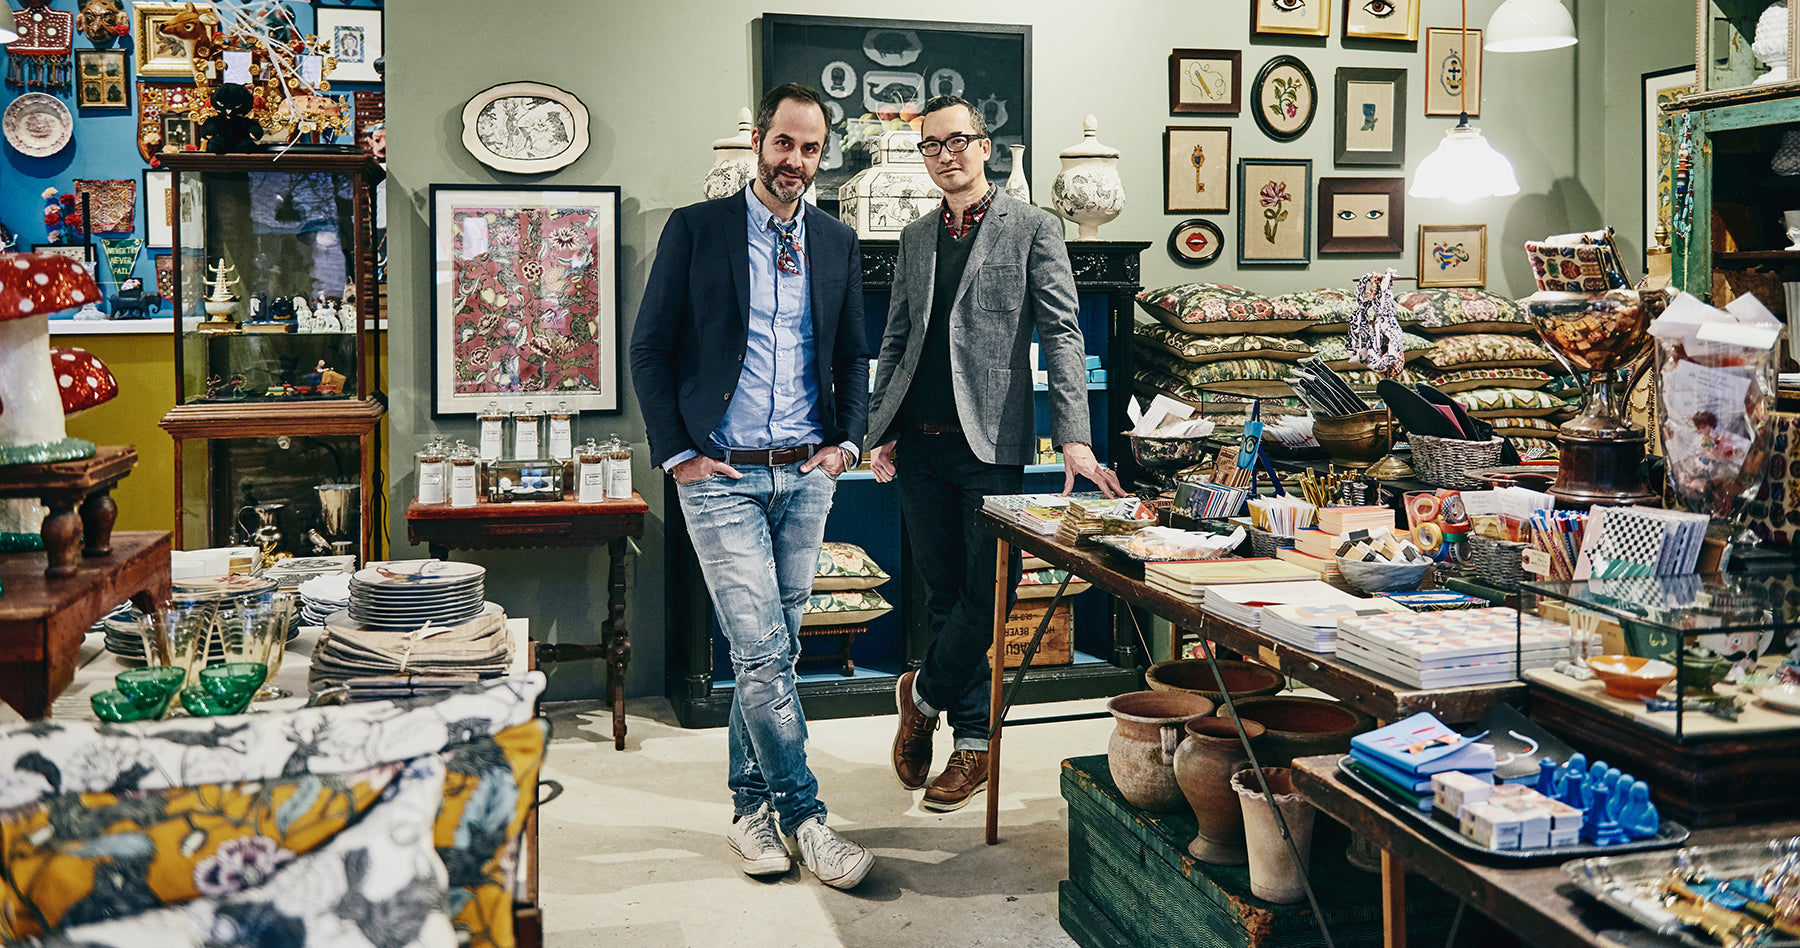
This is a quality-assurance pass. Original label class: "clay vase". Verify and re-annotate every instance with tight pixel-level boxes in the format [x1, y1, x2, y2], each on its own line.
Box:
[1225, 696, 1373, 767]
[1106, 691, 1215, 811]
[1173, 716, 1265, 864]
[1232, 766, 1316, 904]
[1146, 658, 1285, 705]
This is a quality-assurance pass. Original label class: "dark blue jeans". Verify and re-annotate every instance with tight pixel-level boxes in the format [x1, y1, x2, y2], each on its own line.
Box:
[896, 429, 1022, 749]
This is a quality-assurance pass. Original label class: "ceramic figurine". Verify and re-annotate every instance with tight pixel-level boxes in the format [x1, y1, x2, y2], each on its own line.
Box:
[1585, 783, 1627, 846]
[269, 295, 295, 322]
[293, 296, 313, 327]
[1560, 768, 1586, 810]
[0, 252, 103, 482]
[1584, 760, 1609, 808]
[205, 375, 224, 398]
[1618, 782, 1660, 839]
[314, 297, 337, 329]
[1536, 757, 1558, 798]
[1554, 752, 1586, 799]
[1753, 2, 1790, 85]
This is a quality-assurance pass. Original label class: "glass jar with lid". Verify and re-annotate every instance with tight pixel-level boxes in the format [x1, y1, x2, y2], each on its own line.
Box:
[416, 437, 448, 505]
[449, 439, 480, 508]
[477, 401, 506, 461]
[513, 401, 544, 460]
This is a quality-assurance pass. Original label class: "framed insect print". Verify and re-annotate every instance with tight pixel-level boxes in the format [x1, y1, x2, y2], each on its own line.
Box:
[1252, 55, 1317, 143]
[1345, 0, 1419, 41]
[1254, 0, 1331, 37]
[1166, 126, 1232, 213]
[1317, 177, 1405, 254]
[1169, 219, 1225, 266]
[1425, 27, 1482, 116]
[1239, 158, 1312, 265]
[1418, 223, 1487, 286]
[1170, 49, 1241, 115]
[1334, 67, 1405, 166]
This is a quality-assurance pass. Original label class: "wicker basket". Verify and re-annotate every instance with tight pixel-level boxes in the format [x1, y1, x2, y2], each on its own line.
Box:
[1408, 434, 1506, 490]
[1467, 534, 1527, 591]
[1247, 527, 1295, 559]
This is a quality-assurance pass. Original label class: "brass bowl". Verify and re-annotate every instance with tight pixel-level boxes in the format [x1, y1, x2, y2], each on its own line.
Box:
[1310, 410, 1395, 468]
[1125, 432, 1213, 473]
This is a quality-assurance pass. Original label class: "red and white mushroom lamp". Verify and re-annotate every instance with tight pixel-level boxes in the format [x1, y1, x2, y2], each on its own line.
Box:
[0, 252, 104, 467]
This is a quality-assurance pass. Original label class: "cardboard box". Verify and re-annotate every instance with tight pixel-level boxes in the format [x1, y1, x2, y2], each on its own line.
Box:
[990, 600, 1072, 668]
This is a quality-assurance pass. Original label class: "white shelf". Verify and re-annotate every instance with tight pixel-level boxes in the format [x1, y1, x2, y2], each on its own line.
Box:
[49, 318, 174, 336]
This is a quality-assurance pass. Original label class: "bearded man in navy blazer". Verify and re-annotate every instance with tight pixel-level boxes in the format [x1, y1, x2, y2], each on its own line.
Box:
[629, 83, 873, 890]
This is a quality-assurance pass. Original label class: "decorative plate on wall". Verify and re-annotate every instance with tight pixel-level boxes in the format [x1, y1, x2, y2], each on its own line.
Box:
[460, 81, 591, 175]
[3, 93, 74, 157]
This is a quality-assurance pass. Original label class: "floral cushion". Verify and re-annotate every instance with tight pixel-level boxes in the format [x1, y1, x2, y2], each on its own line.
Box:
[1419, 366, 1556, 392]
[1308, 332, 1437, 369]
[801, 590, 893, 627]
[814, 542, 889, 591]
[1485, 416, 1562, 437]
[1133, 322, 1313, 363]
[1284, 288, 1423, 332]
[1511, 437, 1560, 460]
[1450, 387, 1569, 418]
[1417, 333, 1560, 370]
[1336, 367, 1421, 388]
[1135, 283, 1314, 335]
[1140, 358, 1297, 399]
[1398, 288, 1534, 334]
[1015, 568, 1092, 599]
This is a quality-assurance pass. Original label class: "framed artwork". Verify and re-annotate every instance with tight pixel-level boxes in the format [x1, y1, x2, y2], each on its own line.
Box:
[1252, 55, 1317, 143]
[1334, 67, 1406, 166]
[1254, 0, 1331, 37]
[1345, 0, 1420, 40]
[1424, 28, 1482, 116]
[1238, 158, 1312, 265]
[144, 170, 173, 248]
[761, 14, 1030, 204]
[132, 2, 208, 78]
[1169, 48, 1241, 115]
[161, 113, 195, 151]
[1168, 219, 1225, 266]
[155, 253, 175, 301]
[33, 243, 96, 264]
[1643, 66, 1696, 266]
[72, 179, 136, 234]
[1165, 126, 1232, 213]
[74, 50, 129, 109]
[460, 82, 591, 175]
[316, 7, 383, 83]
[1418, 224, 1487, 287]
[1317, 177, 1405, 254]
[429, 185, 623, 417]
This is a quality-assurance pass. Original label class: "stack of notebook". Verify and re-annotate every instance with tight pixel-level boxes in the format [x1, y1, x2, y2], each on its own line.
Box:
[1273, 547, 1346, 587]
[1335, 607, 1567, 688]
[1260, 599, 1408, 653]
[1143, 558, 1318, 604]
[1317, 506, 1396, 535]
[1199, 580, 1366, 630]
[1578, 505, 1710, 578]
[1292, 526, 1393, 560]
[1347, 712, 1497, 811]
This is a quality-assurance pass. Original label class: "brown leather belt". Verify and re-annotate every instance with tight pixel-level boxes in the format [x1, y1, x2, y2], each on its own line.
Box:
[910, 422, 962, 435]
[725, 444, 817, 465]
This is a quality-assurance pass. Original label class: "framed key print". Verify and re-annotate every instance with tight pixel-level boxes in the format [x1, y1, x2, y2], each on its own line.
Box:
[1239, 158, 1312, 265]
[1166, 126, 1232, 213]
[1425, 27, 1482, 116]
[1418, 223, 1487, 287]
[1334, 67, 1405, 166]
[1252, 55, 1317, 143]
[1169, 49, 1241, 115]
[1317, 177, 1405, 254]
[1255, 0, 1331, 37]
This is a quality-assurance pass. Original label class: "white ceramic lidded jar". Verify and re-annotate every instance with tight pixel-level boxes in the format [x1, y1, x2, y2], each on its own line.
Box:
[1051, 115, 1125, 240]
[838, 127, 943, 240]
[703, 107, 756, 200]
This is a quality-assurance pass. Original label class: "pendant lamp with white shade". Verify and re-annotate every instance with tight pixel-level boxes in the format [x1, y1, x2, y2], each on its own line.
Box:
[1485, 0, 1577, 52]
[0, 7, 18, 45]
[1409, 0, 1520, 202]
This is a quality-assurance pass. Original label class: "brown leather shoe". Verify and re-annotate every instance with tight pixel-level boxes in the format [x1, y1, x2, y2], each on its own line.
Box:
[921, 749, 988, 812]
[892, 670, 938, 790]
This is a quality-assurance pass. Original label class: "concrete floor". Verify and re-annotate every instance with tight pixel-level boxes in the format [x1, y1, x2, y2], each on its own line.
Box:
[536, 693, 1118, 947]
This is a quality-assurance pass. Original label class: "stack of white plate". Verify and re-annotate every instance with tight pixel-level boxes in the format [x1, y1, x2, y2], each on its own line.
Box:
[298, 573, 352, 627]
[346, 560, 487, 633]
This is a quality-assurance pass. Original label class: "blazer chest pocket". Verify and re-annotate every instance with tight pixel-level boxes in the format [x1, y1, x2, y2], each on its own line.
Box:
[976, 265, 1023, 313]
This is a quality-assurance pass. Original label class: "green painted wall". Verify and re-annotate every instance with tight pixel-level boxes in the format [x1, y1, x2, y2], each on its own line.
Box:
[385, 0, 1691, 701]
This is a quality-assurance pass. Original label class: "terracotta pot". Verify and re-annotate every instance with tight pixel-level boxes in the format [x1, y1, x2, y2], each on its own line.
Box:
[1146, 658, 1285, 705]
[1232, 766, 1315, 903]
[1224, 696, 1373, 766]
[1173, 716, 1265, 864]
[1106, 691, 1215, 811]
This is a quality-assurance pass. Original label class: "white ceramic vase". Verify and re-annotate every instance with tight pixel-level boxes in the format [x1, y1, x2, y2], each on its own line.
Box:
[1051, 115, 1124, 239]
[1004, 143, 1030, 204]
[1753, 1, 1790, 85]
[1785, 210, 1800, 250]
[702, 107, 756, 200]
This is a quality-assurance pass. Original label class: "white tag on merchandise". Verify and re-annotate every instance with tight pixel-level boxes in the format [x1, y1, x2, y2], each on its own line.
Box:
[222, 51, 253, 85]
[299, 55, 323, 85]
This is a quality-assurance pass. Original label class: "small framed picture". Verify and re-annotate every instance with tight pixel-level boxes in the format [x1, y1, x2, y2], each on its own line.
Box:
[1168, 219, 1225, 267]
[33, 243, 96, 264]
[316, 7, 384, 83]
[1254, 0, 1330, 37]
[1165, 126, 1232, 214]
[1418, 224, 1487, 287]
[1335, 67, 1406, 166]
[161, 114, 195, 151]
[133, 1, 210, 78]
[1345, 0, 1420, 41]
[1252, 55, 1318, 143]
[1317, 177, 1405, 254]
[1238, 158, 1312, 265]
[1169, 49, 1241, 115]
[1425, 27, 1482, 116]
[74, 50, 130, 109]
[144, 170, 174, 248]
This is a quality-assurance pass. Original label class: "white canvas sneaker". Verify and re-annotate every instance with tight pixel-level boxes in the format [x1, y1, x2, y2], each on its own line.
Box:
[726, 802, 791, 876]
[791, 816, 873, 890]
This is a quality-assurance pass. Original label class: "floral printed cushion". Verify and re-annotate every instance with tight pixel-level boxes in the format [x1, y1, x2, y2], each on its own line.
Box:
[1337, 367, 1421, 388]
[1015, 568, 1092, 599]
[1397, 288, 1534, 334]
[438, 719, 548, 948]
[1308, 332, 1437, 369]
[801, 590, 893, 627]
[1135, 283, 1314, 335]
[1133, 323, 1313, 363]
[1486, 416, 1562, 437]
[1419, 366, 1556, 392]
[1450, 387, 1569, 418]
[1283, 288, 1423, 332]
[1511, 437, 1560, 460]
[1417, 333, 1560, 370]
[1144, 357, 1298, 398]
[813, 542, 889, 591]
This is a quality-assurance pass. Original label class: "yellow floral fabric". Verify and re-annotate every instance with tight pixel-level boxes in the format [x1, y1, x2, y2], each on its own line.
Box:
[438, 718, 549, 948]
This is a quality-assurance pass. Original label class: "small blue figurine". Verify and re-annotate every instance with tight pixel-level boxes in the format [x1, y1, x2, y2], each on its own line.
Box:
[1561, 768, 1587, 811]
[1584, 760, 1609, 808]
[1556, 752, 1588, 798]
[1584, 783, 1628, 846]
[1605, 771, 1629, 821]
[1536, 757, 1558, 798]
[1618, 782, 1660, 839]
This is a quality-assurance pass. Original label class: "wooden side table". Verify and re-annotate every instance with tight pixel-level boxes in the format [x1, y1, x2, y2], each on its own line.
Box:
[0, 445, 137, 578]
[406, 493, 648, 750]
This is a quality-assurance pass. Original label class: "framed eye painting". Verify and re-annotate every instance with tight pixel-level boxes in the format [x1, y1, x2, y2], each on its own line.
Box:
[1334, 68, 1405, 166]
[1317, 177, 1405, 254]
[1166, 126, 1232, 213]
[1418, 223, 1487, 287]
[1345, 0, 1419, 41]
[1252, 56, 1317, 143]
[1239, 158, 1312, 265]
[1425, 27, 1482, 116]
[1254, 0, 1331, 37]
[1169, 48, 1241, 115]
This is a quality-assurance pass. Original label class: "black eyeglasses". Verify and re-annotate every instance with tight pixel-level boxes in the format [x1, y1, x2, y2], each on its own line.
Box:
[917, 134, 986, 157]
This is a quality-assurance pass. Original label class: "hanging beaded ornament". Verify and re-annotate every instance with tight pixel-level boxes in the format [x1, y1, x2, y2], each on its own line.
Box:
[1672, 113, 1695, 240]
[6, 0, 74, 92]
[1349, 268, 1405, 378]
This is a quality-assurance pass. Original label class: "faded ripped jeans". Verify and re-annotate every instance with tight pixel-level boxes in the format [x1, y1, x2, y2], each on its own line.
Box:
[676, 460, 836, 831]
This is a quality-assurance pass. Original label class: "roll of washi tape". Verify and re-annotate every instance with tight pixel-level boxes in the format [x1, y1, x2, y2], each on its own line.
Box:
[1415, 521, 1444, 554]
[1407, 492, 1440, 526]
[1437, 490, 1467, 524]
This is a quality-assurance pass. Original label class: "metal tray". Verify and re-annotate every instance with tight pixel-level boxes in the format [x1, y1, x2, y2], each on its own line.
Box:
[1091, 534, 1217, 563]
[1337, 756, 1689, 864]
[1562, 842, 1800, 948]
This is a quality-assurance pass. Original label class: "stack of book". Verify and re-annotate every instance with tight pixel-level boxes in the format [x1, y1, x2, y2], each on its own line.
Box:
[1578, 505, 1710, 578]
[1273, 546, 1346, 587]
[981, 492, 1108, 524]
[1335, 607, 1566, 688]
[1056, 498, 1154, 546]
[1292, 526, 1392, 560]
[1260, 599, 1407, 653]
[1143, 558, 1317, 605]
[1317, 505, 1396, 535]
[1199, 580, 1365, 630]
[1346, 712, 1497, 812]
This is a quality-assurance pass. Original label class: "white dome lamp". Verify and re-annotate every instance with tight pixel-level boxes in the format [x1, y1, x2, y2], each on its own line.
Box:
[1485, 0, 1577, 53]
[1410, 0, 1521, 202]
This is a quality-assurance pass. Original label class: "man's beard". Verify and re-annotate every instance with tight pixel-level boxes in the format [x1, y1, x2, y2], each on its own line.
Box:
[757, 153, 812, 204]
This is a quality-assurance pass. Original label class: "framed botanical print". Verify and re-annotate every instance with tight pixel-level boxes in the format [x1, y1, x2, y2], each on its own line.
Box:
[1254, 0, 1331, 37]
[1424, 27, 1482, 116]
[1334, 68, 1406, 166]
[74, 50, 129, 109]
[1165, 126, 1232, 213]
[132, 2, 209, 78]
[1169, 49, 1241, 115]
[1643, 66, 1696, 266]
[316, 7, 383, 83]
[144, 170, 174, 248]
[1169, 219, 1225, 266]
[430, 185, 623, 417]
[1317, 177, 1405, 254]
[1345, 0, 1420, 40]
[1252, 55, 1318, 143]
[1239, 158, 1312, 265]
[1418, 223, 1487, 287]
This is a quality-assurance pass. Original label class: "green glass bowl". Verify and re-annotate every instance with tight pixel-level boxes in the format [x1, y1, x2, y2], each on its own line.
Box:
[179, 684, 253, 717]
[116, 666, 185, 715]
[91, 688, 157, 723]
[198, 662, 267, 703]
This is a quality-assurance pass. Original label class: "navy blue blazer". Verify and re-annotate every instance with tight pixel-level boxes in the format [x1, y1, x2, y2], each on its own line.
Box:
[629, 190, 870, 470]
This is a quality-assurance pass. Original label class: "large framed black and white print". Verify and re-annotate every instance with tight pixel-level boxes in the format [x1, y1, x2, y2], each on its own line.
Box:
[760, 14, 1030, 207]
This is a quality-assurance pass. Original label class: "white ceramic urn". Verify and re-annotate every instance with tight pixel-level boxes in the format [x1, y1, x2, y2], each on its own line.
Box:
[702, 107, 756, 200]
[1754, 2, 1790, 85]
[837, 127, 942, 239]
[1052, 115, 1124, 239]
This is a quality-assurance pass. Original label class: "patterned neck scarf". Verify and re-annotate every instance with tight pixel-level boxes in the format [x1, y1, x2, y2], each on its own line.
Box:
[766, 216, 803, 275]
[940, 185, 995, 240]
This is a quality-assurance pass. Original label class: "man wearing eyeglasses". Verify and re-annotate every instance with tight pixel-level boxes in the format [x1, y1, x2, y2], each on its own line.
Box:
[865, 95, 1125, 814]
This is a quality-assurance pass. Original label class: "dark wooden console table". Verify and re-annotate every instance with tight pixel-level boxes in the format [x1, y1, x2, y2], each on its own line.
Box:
[406, 493, 647, 750]
[0, 445, 137, 578]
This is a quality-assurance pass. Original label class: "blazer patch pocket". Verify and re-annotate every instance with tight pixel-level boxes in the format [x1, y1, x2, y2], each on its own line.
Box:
[976, 265, 1024, 312]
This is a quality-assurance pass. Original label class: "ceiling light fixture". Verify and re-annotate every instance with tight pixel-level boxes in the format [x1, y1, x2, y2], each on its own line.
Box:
[1409, 0, 1520, 202]
[1485, 0, 1578, 53]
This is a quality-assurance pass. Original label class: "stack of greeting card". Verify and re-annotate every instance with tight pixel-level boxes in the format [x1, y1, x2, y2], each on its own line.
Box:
[1260, 599, 1408, 653]
[1142, 558, 1317, 604]
[1347, 712, 1497, 812]
[1335, 607, 1567, 688]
